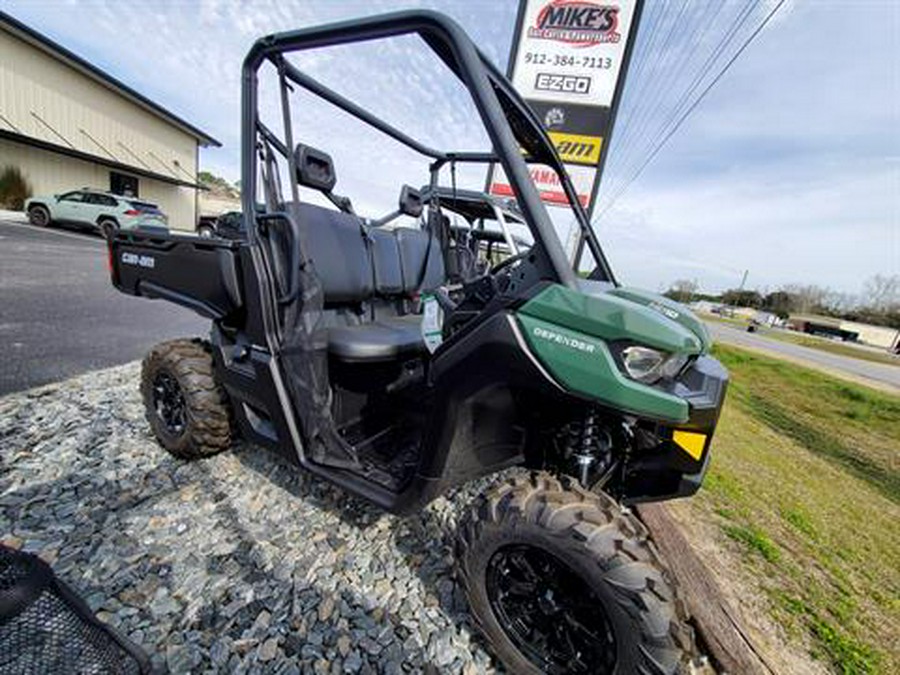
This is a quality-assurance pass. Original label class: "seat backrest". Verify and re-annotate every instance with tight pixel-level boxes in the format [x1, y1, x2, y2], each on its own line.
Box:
[369, 228, 404, 296]
[394, 227, 445, 293]
[294, 202, 373, 304]
[292, 202, 445, 305]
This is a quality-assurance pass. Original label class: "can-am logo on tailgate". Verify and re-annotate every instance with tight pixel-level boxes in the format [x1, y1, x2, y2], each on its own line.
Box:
[529, 1, 620, 47]
[121, 252, 155, 269]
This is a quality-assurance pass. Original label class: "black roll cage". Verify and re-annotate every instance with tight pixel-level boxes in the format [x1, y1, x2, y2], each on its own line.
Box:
[240, 9, 616, 287]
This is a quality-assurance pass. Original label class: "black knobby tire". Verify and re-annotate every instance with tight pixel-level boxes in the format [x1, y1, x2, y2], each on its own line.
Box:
[457, 472, 695, 675]
[28, 205, 50, 227]
[140, 339, 231, 459]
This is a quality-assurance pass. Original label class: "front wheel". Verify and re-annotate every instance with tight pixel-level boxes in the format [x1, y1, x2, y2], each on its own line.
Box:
[457, 472, 694, 675]
[28, 205, 50, 227]
[140, 339, 232, 459]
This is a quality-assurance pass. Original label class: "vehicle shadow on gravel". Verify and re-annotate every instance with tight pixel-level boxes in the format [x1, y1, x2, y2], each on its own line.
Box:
[232, 444, 498, 673]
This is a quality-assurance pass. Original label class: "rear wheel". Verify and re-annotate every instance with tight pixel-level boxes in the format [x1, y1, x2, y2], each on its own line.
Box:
[457, 472, 694, 675]
[197, 224, 215, 238]
[99, 219, 117, 240]
[140, 339, 231, 459]
[28, 205, 50, 227]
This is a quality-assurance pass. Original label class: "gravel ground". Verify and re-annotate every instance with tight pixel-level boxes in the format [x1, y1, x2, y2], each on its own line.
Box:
[0, 363, 501, 674]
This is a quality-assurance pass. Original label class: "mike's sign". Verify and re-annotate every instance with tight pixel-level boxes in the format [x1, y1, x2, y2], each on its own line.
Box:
[529, 1, 621, 46]
[489, 0, 642, 213]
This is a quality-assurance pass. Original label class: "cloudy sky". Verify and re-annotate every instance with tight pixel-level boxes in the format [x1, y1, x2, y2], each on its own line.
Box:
[6, 0, 897, 295]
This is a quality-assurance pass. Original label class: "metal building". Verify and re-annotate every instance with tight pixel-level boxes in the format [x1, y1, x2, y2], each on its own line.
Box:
[0, 12, 219, 229]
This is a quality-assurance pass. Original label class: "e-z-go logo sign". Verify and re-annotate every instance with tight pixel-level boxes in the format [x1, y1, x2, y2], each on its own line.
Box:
[528, 1, 620, 46]
[535, 72, 592, 95]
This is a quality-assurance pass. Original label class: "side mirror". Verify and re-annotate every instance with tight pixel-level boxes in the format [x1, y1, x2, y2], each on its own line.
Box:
[399, 185, 423, 218]
[294, 144, 336, 192]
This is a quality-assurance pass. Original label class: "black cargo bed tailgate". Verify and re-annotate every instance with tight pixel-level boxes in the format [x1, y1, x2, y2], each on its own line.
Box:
[110, 231, 243, 319]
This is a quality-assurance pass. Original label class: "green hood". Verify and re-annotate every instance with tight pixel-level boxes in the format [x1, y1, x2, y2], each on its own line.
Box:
[607, 285, 711, 354]
[519, 282, 710, 357]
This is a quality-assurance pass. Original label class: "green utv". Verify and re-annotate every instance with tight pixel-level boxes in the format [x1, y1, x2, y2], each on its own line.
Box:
[108, 11, 727, 674]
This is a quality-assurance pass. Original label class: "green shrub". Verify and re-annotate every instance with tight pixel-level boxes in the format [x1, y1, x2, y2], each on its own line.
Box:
[0, 166, 33, 210]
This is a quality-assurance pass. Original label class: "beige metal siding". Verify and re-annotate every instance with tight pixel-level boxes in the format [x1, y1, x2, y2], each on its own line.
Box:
[1, 138, 195, 228]
[0, 28, 196, 174]
[199, 193, 241, 217]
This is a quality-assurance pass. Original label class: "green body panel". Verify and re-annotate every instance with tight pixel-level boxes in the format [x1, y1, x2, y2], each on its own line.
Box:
[519, 284, 705, 356]
[608, 286, 711, 354]
[517, 314, 690, 423]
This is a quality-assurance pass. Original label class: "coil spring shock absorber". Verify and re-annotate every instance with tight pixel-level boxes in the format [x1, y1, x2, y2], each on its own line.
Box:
[560, 409, 617, 488]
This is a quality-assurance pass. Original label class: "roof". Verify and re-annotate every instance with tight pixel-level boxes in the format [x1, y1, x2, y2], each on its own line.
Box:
[0, 11, 221, 147]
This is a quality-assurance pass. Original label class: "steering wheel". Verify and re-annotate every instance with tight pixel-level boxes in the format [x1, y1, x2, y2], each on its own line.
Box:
[489, 248, 531, 275]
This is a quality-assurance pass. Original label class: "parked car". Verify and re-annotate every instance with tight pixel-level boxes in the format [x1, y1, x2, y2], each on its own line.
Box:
[24, 189, 168, 239]
[196, 211, 244, 240]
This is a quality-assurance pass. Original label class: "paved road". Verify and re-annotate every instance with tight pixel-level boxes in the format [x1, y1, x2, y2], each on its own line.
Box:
[707, 322, 900, 391]
[0, 220, 206, 395]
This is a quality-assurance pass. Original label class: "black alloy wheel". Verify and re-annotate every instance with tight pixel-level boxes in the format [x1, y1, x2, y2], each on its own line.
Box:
[140, 339, 232, 459]
[152, 371, 187, 437]
[486, 544, 616, 675]
[457, 472, 695, 675]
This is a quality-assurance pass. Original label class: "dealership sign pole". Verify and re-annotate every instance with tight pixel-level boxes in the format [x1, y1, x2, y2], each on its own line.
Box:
[489, 0, 643, 237]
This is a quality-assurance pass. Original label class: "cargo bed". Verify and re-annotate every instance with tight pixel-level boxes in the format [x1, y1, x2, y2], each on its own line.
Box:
[109, 231, 244, 320]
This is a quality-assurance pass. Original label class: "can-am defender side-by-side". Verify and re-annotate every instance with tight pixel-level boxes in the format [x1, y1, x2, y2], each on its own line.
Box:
[108, 11, 727, 674]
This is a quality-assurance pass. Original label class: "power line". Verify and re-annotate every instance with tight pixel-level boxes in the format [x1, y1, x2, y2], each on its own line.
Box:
[607, 1, 678, 149]
[606, 1, 730, 194]
[595, 0, 787, 223]
[603, 0, 759, 201]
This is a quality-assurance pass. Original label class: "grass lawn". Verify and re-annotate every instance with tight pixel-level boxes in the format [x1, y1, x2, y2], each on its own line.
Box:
[677, 345, 899, 674]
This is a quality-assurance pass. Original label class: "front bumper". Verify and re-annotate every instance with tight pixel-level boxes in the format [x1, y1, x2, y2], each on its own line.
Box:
[620, 355, 729, 504]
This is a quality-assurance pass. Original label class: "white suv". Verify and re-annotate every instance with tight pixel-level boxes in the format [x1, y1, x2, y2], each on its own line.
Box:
[25, 189, 168, 239]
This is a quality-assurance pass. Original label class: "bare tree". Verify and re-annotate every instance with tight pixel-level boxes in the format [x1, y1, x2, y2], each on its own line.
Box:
[783, 284, 830, 314]
[665, 279, 699, 304]
[863, 274, 900, 311]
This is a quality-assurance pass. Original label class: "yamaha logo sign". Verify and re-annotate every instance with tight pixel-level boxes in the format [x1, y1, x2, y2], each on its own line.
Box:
[529, 1, 621, 46]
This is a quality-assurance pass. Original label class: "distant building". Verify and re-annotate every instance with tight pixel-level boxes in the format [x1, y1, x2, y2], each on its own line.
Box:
[690, 300, 721, 315]
[839, 320, 900, 352]
[0, 12, 220, 228]
[731, 306, 758, 320]
[787, 314, 900, 351]
[199, 192, 241, 219]
[753, 311, 780, 327]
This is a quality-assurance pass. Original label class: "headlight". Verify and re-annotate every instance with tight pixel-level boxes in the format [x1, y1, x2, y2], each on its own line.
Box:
[620, 345, 690, 384]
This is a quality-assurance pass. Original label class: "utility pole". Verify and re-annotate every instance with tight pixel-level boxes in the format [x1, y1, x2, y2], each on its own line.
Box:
[738, 269, 749, 291]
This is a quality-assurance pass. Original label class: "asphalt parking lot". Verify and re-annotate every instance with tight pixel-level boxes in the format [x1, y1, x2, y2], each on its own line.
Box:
[0, 219, 206, 395]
